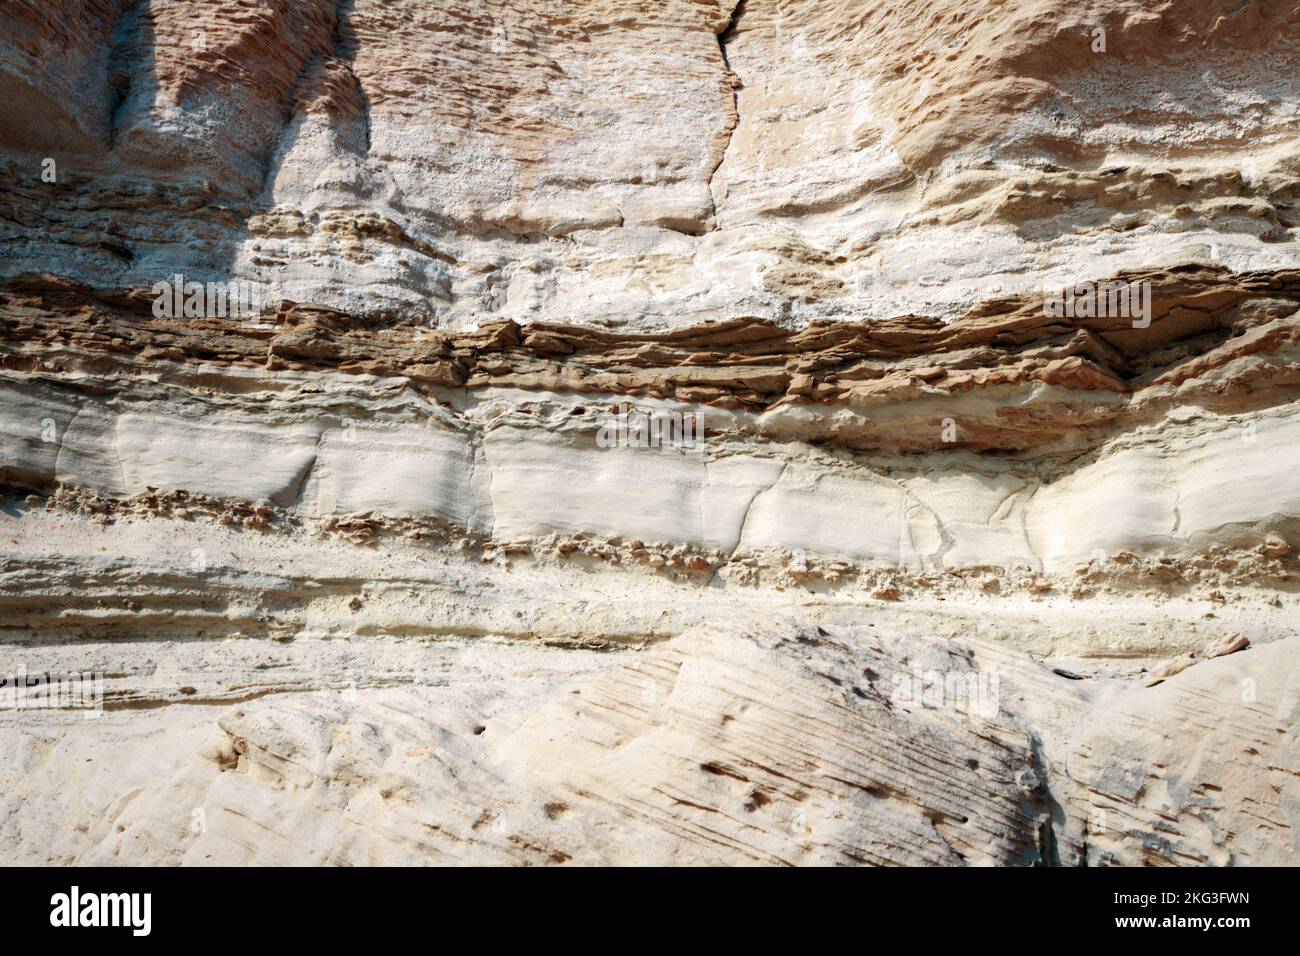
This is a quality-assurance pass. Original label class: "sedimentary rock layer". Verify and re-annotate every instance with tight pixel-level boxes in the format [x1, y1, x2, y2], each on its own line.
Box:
[2, 0, 1297, 325]
[3, 267, 1299, 579]
[1, 0, 1298, 866]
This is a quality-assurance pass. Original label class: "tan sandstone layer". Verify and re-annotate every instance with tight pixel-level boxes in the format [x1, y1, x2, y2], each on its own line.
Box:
[1, 0, 1298, 866]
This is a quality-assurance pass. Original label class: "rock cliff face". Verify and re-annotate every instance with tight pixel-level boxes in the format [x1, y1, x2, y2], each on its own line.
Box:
[1, 0, 1298, 866]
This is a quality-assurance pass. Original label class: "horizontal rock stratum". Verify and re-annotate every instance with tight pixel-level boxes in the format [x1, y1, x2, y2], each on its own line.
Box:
[1, 0, 1298, 867]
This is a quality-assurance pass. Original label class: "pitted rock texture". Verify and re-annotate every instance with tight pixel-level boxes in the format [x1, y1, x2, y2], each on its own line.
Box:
[1, 0, 1299, 866]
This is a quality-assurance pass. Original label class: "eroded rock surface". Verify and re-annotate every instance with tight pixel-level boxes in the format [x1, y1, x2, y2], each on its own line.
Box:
[1, 0, 1298, 865]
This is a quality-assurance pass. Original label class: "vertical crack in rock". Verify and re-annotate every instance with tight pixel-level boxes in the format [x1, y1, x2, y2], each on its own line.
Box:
[105, 0, 149, 149]
[263, 0, 370, 196]
[707, 0, 745, 228]
[332, 0, 371, 154]
[1022, 732, 1064, 867]
[2, 0, 1299, 869]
